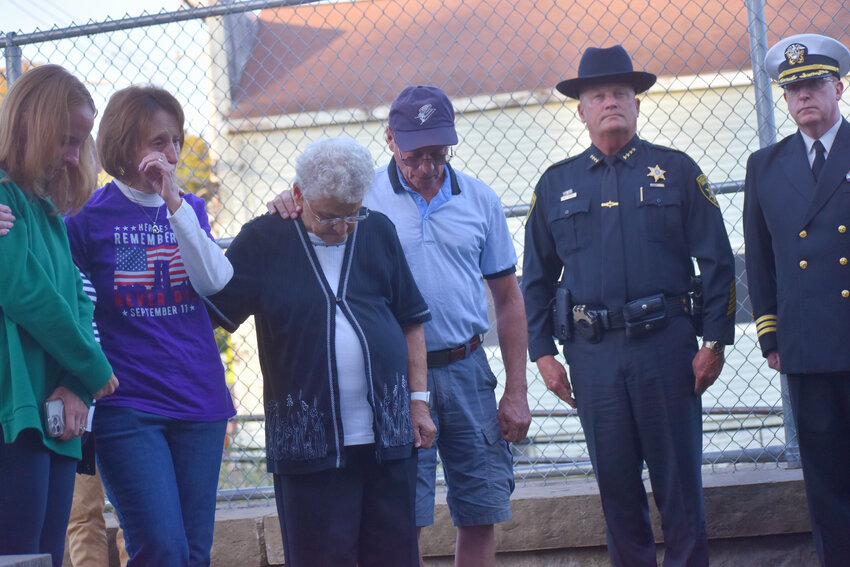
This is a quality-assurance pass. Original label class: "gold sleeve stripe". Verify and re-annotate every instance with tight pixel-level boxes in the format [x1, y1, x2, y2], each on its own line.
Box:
[757, 324, 777, 338]
[727, 282, 736, 316]
[755, 314, 777, 326]
[756, 320, 777, 332]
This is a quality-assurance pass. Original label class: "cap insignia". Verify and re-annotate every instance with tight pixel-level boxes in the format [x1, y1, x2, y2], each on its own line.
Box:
[785, 43, 807, 66]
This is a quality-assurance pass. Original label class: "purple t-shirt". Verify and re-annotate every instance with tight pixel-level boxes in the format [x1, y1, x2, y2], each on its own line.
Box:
[65, 182, 234, 421]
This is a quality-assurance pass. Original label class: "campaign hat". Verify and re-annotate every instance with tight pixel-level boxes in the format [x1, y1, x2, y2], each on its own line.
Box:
[556, 45, 657, 99]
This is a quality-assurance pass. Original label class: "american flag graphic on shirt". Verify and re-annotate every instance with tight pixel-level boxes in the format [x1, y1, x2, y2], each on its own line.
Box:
[114, 244, 188, 289]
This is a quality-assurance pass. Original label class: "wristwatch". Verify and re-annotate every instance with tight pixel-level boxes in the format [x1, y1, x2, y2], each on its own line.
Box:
[410, 391, 431, 406]
[702, 340, 725, 354]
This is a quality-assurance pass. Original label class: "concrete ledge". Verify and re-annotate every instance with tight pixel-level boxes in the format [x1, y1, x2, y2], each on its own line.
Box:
[86, 466, 817, 566]
[0, 557, 51, 567]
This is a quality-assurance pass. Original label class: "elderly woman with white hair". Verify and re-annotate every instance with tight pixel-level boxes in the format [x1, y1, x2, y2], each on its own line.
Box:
[207, 137, 435, 566]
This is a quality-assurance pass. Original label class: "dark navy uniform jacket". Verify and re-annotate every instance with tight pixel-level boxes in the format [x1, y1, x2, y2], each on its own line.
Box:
[524, 135, 736, 361]
[743, 119, 850, 375]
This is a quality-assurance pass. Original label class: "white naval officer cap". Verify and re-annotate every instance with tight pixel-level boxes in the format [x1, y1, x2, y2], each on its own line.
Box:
[764, 33, 850, 87]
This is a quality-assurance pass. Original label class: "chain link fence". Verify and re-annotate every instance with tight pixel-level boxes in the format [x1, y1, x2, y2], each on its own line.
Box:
[4, 0, 850, 506]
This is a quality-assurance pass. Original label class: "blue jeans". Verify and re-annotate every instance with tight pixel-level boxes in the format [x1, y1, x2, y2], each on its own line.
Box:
[93, 406, 227, 567]
[0, 427, 77, 567]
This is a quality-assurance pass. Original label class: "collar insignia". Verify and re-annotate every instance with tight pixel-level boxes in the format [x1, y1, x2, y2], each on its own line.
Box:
[647, 164, 666, 182]
[784, 43, 807, 66]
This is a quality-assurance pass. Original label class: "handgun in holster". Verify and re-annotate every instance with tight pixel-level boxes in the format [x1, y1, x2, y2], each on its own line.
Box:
[552, 286, 573, 343]
[689, 275, 704, 337]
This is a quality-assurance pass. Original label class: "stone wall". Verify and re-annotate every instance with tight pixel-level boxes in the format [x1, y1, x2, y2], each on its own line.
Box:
[72, 466, 817, 566]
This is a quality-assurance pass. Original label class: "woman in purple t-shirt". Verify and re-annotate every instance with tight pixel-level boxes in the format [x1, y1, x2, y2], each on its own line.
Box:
[64, 86, 235, 567]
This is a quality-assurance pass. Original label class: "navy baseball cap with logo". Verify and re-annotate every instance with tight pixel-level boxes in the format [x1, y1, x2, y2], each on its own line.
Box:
[389, 86, 458, 152]
[765, 33, 850, 87]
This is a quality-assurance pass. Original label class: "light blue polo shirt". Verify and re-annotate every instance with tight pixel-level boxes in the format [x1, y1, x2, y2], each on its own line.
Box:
[366, 159, 517, 351]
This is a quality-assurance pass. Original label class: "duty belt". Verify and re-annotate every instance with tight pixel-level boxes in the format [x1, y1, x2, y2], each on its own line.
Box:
[572, 294, 691, 342]
[427, 335, 482, 368]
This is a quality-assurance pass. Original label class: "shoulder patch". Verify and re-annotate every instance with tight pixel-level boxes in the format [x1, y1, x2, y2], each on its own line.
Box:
[526, 192, 537, 220]
[697, 174, 719, 208]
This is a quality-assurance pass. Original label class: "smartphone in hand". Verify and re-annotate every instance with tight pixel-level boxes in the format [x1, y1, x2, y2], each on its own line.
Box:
[44, 399, 65, 438]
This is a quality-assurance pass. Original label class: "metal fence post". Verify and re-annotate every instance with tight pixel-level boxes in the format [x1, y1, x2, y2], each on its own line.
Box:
[746, 0, 800, 468]
[3, 32, 23, 86]
[780, 373, 802, 468]
[745, 0, 777, 149]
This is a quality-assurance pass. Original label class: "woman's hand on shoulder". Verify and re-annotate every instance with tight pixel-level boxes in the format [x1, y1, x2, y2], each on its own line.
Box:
[266, 189, 301, 219]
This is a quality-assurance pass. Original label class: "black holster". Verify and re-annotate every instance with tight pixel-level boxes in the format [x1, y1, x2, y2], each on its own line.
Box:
[690, 276, 704, 337]
[552, 286, 573, 343]
[572, 304, 604, 343]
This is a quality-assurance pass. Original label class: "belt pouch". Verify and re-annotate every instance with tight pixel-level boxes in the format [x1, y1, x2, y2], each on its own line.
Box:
[623, 294, 668, 338]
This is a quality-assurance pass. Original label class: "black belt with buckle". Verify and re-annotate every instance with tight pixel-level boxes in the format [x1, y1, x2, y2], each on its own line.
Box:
[427, 335, 482, 368]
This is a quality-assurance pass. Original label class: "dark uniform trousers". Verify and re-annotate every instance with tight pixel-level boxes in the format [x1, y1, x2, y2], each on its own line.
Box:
[524, 136, 736, 567]
[744, 120, 850, 567]
[567, 317, 706, 567]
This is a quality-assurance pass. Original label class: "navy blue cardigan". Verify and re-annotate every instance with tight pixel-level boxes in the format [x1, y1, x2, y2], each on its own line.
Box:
[207, 211, 431, 474]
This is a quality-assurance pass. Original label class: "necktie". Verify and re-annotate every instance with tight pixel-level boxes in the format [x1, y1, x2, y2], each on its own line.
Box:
[812, 140, 826, 181]
[600, 155, 627, 308]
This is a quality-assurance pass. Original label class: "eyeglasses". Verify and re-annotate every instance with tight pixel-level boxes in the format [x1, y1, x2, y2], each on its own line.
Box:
[399, 148, 453, 169]
[304, 200, 369, 226]
[783, 76, 836, 96]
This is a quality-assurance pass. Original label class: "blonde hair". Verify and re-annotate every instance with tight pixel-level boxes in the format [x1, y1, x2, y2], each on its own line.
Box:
[97, 85, 185, 180]
[0, 65, 97, 213]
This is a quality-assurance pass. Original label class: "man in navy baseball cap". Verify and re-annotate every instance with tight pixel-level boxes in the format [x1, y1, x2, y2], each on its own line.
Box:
[383, 84, 529, 567]
[388, 85, 458, 152]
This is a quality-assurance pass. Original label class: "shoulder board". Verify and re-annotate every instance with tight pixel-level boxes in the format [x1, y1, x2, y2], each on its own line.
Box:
[542, 152, 584, 174]
[642, 141, 701, 168]
[642, 140, 688, 155]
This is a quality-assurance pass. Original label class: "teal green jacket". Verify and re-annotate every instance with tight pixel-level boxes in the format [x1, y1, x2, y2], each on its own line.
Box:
[0, 170, 113, 459]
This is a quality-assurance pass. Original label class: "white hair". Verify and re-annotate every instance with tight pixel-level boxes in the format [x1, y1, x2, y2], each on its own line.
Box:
[294, 137, 374, 203]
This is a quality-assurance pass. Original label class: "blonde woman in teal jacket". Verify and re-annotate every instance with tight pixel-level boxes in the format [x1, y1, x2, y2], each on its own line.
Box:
[0, 65, 118, 567]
